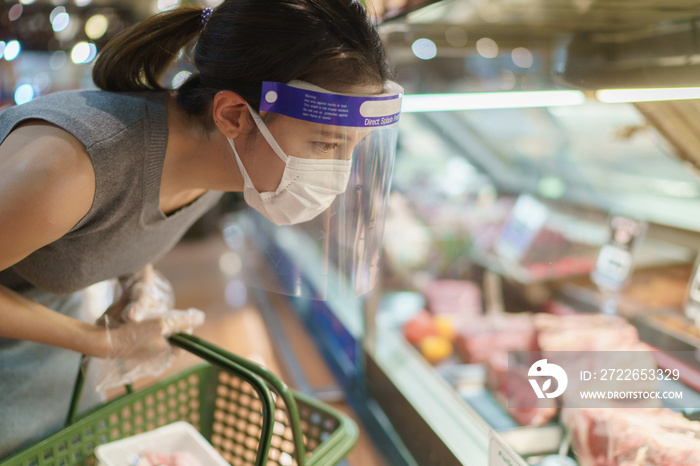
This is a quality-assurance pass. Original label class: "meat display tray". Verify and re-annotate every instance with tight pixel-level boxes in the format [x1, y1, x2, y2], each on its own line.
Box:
[460, 387, 565, 458]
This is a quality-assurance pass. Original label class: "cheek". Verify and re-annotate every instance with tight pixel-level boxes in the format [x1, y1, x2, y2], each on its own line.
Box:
[245, 141, 286, 192]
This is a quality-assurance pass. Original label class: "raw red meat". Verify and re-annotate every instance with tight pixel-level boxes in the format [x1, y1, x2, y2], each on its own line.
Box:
[423, 280, 482, 318]
[136, 451, 202, 466]
[563, 407, 700, 466]
[487, 351, 558, 427]
[534, 314, 640, 352]
[454, 313, 536, 364]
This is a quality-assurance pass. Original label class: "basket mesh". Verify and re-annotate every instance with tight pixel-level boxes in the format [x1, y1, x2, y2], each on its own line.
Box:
[4, 365, 346, 466]
[4, 372, 203, 466]
[210, 368, 342, 466]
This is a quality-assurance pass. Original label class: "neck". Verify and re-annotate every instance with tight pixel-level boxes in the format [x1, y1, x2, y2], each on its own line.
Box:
[160, 94, 243, 213]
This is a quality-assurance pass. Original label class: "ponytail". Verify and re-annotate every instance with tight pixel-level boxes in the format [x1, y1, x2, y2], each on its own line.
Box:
[92, 6, 203, 92]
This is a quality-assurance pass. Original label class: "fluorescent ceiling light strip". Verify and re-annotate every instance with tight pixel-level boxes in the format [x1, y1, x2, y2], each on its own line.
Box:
[596, 87, 700, 103]
[401, 90, 586, 112]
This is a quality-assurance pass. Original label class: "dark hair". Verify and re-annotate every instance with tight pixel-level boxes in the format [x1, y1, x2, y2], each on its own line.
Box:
[93, 0, 393, 129]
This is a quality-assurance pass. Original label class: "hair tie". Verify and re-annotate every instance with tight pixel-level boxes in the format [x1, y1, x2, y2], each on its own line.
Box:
[201, 7, 213, 30]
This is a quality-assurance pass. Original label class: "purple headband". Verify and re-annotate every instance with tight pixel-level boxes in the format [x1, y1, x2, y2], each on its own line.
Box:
[259, 81, 402, 128]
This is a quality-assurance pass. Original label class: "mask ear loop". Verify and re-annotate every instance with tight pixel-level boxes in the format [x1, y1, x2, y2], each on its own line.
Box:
[245, 103, 289, 164]
[226, 138, 257, 189]
[227, 103, 290, 193]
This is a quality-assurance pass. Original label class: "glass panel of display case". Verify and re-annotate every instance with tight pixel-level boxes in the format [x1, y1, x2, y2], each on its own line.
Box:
[370, 1, 700, 465]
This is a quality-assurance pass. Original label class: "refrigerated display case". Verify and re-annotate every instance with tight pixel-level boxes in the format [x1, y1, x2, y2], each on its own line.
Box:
[226, 1, 700, 465]
[371, 1, 700, 464]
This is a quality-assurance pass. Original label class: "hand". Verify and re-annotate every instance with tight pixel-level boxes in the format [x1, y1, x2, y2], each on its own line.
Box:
[91, 264, 205, 391]
[93, 308, 205, 391]
[105, 308, 205, 361]
[98, 264, 174, 326]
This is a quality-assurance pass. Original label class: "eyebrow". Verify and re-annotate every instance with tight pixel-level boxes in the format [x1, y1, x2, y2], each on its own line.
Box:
[313, 128, 349, 141]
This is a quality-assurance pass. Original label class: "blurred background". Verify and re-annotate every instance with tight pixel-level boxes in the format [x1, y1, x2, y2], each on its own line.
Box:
[8, 1, 700, 465]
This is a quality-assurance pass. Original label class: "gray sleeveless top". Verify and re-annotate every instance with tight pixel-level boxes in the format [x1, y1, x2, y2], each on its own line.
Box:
[0, 90, 223, 294]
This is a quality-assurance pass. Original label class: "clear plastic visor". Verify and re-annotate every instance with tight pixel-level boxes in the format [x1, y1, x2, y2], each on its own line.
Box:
[262, 114, 372, 161]
[229, 80, 403, 300]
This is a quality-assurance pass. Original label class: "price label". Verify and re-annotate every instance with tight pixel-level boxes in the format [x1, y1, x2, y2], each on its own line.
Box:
[495, 194, 549, 262]
[591, 215, 646, 291]
[488, 430, 527, 466]
[594, 244, 632, 285]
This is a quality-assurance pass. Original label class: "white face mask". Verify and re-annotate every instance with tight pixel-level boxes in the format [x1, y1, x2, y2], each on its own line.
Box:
[227, 104, 353, 226]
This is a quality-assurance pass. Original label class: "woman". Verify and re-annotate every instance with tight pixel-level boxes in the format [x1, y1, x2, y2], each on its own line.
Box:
[0, 0, 395, 457]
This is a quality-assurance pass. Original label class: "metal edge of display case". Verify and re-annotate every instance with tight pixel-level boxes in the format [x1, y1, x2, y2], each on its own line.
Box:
[370, 326, 492, 465]
[366, 346, 566, 464]
[365, 354, 463, 466]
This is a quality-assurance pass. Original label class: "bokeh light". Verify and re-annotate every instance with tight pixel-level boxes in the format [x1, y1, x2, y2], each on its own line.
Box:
[8, 4, 23, 21]
[85, 14, 108, 39]
[4, 40, 21, 61]
[512, 47, 534, 68]
[71, 41, 96, 64]
[476, 37, 499, 58]
[157, 0, 179, 12]
[412, 38, 437, 60]
[52, 12, 70, 32]
[14, 84, 34, 105]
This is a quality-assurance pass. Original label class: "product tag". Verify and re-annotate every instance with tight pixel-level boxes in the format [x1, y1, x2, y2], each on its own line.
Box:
[488, 430, 527, 466]
[591, 214, 646, 291]
[494, 194, 549, 262]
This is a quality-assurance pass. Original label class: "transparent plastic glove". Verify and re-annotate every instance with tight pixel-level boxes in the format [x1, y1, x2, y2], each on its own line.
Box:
[94, 308, 205, 392]
[98, 264, 175, 326]
[92, 264, 204, 391]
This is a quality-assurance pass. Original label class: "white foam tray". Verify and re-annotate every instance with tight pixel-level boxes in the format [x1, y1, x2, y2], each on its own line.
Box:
[95, 421, 229, 466]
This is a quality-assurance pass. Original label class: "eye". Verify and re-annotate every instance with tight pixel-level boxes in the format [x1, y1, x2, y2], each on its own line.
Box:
[314, 142, 339, 153]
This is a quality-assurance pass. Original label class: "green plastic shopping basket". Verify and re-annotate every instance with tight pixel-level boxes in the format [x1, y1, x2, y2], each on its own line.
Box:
[2, 333, 358, 466]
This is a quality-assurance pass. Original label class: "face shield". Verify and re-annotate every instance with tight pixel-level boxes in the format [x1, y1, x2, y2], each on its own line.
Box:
[230, 80, 403, 300]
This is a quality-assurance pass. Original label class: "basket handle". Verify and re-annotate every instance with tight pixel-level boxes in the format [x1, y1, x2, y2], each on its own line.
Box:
[67, 334, 280, 466]
[169, 333, 308, 464]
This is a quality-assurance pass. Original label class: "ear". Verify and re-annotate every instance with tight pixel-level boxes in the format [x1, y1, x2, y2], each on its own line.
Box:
[212, 90, 253, 138]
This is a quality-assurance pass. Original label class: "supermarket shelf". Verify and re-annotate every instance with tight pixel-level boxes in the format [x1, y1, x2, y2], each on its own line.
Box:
[470, 249, 593, 285]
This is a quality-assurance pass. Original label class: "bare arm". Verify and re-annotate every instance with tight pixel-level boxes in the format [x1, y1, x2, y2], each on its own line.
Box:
[0, 122, 108, 356]
[0, 286, 107, 355]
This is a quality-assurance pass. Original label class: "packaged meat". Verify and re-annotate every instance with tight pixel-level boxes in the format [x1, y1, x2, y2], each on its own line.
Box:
[454, 312, 537, 364]
[134, 450, 202, 466]
[95, 422, 228, 466]
[534, 313, 633, 333]
[486, 351, 558, 427]
[534, 313, 641, 352]
[564, 407, 700, 466]
[423, 279, 483, 319]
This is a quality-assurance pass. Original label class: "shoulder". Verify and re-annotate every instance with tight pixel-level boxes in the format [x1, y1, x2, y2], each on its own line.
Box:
[3, 121, 95, 206]
[0, 122, 95, 265]
[1, 90, 166, 147]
